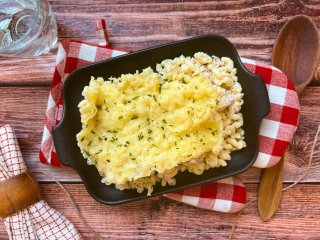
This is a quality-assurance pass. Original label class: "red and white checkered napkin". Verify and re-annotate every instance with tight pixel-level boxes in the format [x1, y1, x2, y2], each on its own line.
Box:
[39, 20, 299, 213]
[164, 177, 246, 213]
[0, 125, 82, 240]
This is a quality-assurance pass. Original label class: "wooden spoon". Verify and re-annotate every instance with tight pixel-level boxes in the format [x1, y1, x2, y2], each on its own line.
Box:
[258, 15, 320, 221]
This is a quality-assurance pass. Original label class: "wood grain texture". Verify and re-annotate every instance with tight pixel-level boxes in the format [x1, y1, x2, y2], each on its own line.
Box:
[0, 86, 319, 183]
[258, 156, 284, 221]
[0, 173, 41, 218]
[1, 1, 320, 239]
[0, 0, 320, 85]
[1, 183, 320, 239]
[271, 15, 320, 93]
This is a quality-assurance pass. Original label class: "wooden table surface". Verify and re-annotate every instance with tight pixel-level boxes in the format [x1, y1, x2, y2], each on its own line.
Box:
[1, 1, 320, 239]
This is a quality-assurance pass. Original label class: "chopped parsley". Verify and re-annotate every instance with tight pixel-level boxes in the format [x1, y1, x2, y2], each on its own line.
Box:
[95, 150, 102, 155]
[162, 119, 167, 124]
[132, 96, 139, 100]
[186, 134, 190, 137]
[81, 137, 84, 142]
[138, 133, 144, 140]
[153, 95, 157, 102]
[131, 115, 138, 120]
[110, 137, 117, 143]
[181, 79, 187, 84]
[118, 116, 123, 119]
[91, 130, 96, 134]
[148, 129, 152, 134]
[159, 83, 163, 93]
[216, 100, 219, 105]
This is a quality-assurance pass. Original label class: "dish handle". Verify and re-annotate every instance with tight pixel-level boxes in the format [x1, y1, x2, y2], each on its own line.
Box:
[52, 122, 77, 169]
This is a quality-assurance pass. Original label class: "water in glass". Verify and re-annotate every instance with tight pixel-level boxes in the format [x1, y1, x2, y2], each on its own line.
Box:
[0, 0, 57, 56]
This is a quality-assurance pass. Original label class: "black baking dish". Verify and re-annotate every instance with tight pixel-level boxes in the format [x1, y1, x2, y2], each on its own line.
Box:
[53, 35, 270, 205]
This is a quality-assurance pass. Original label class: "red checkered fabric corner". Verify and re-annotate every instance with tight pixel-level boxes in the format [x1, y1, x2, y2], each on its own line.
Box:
[241, 59, 300, 168]
[0, 125, 82, 240]
[39, 19, 299, 214]
[164, 177, 246, 213]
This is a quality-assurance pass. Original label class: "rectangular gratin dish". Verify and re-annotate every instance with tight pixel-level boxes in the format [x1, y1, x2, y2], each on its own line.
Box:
[53, 35, 270, 205]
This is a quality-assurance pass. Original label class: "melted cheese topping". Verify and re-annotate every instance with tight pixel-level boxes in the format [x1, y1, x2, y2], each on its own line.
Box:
[77, 52, 245, 195]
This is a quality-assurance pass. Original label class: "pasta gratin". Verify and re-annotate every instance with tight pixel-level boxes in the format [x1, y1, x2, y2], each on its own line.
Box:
[76, 52, 246, 195]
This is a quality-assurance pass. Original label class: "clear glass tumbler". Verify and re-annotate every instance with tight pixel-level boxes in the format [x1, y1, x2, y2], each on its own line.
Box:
[0, 0, 57, 57]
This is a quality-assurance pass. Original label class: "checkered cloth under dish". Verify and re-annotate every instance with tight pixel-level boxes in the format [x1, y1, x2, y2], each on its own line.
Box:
[39, 19, 299, 213]
[0, 125, 82, 240]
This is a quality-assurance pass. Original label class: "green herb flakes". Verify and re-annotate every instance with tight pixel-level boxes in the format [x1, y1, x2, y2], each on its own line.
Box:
[138, 133, 144, 140]
[153, 95, 157, 102]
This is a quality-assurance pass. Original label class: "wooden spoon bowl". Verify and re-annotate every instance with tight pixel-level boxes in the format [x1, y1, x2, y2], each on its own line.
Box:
[272, 15, 320, 93]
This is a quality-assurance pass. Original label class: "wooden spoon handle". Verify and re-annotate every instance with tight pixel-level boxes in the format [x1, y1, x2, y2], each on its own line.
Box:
[258, 155, 285, 221]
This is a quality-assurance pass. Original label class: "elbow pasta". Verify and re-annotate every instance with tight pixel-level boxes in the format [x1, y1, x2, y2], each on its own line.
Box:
[77, 52, 246, 195]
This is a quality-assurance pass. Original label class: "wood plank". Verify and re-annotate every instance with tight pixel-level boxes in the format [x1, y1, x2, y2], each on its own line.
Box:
[1, 183, 320, 239]
[3, 44, 319, 86]
[0, 1, 320, 85]
[48, 0, 320, 71]
[0, 86, 319, 183]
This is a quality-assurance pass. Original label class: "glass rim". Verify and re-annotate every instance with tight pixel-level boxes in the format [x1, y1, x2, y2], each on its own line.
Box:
[0, 0, 40, 51]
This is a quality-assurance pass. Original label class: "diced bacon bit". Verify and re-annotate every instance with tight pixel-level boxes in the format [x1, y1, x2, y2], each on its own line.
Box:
[189, 157, 204, 164]
[166, 178, 176, 186]
[216, 93, 234, 111]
